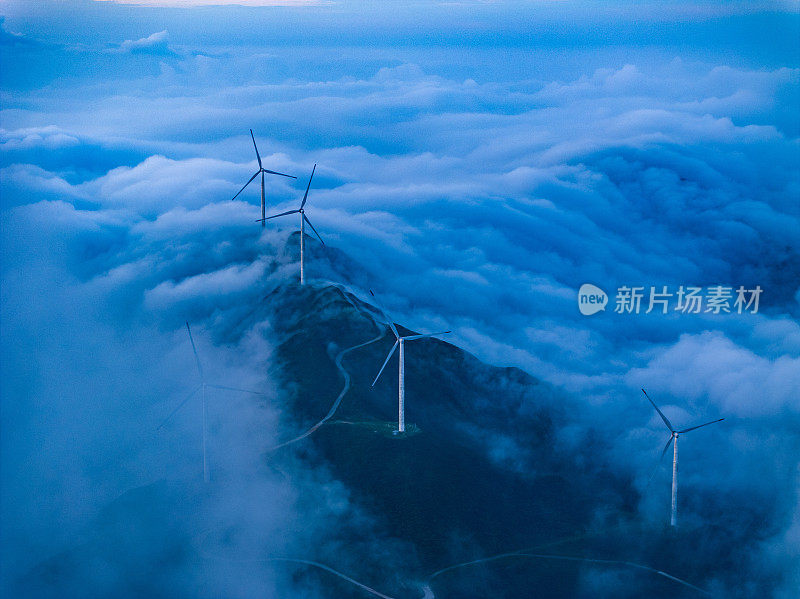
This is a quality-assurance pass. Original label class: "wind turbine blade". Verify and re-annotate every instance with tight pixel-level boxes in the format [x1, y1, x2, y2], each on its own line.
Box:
[206, 383, 266, 396]
[642, 389, 674, 432]
[369, 290, 399, 340]
[157, 384, 200, 430]
[644, 455, 665, 491]
[300, 164, 316, 209]
[258, 209, 300, 222]
[371, 340, 399, 387]
[186, 322, 204, 381]
[660, 435, 674, 460]
[303, 214, 325, 246]
[250, 129, 262, 169]
[230, 170, 260, 202]
[678, 418, 724, 434]
[403, 331, 450, 341]
[262, 169, 296, 179]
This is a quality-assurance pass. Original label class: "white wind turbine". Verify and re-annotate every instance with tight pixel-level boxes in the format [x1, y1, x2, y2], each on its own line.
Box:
[370, 291, 450, 434]
[256, 164, 324, 285]
[158, 322, 266, 483]
[229, 129, 296, 226]
[642, 389, 724, 527]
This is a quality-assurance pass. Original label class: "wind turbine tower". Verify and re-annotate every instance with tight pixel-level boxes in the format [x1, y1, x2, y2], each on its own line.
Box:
[642, 389, 723, 526]
[370, 291, 449, 433]
[257, 164, 324, 285]
[229, 129, 296, 226]
[187, 321, 210, 483]
[158, 322, 266, 482]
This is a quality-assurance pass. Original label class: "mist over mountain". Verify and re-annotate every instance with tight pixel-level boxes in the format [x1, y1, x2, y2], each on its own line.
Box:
[2, 2, 799, 597]
[2, 232, 793, 598]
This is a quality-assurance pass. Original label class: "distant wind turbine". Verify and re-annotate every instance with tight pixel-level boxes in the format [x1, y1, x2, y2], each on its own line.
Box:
[370, 291, 449, 434]
[642, 389, 724, 527]
[256, 164, 324, 285]
[230, 129, 296, 226]
[158, 322, 266, 482]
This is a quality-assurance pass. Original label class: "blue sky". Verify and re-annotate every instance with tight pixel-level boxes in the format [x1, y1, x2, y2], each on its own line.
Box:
[1, 0, 799, 596]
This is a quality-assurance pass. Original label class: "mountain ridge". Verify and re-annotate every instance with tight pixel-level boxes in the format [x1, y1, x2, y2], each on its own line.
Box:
[14, 240, 755, 598]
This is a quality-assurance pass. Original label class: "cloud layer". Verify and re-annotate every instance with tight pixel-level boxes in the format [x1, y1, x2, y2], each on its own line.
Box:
[2, 4, 799, 596]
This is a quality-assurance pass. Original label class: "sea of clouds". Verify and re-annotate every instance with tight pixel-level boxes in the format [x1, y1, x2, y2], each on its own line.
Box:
[1, 1, 799, 596]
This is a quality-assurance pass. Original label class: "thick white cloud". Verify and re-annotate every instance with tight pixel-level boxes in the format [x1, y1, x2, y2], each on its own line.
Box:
[1, 125, 80, 149]
[116, 30, 176, 55]
[626, 331, 800, 417]
[144, 258, 268, 309]
[2, 17, 799, 595]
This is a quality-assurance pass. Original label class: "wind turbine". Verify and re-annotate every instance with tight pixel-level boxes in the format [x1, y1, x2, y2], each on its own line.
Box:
[158, 322, 266, 482]
[229, 129, 296, 226]
[256, 164, 324, 285]
[370, 290, 449, 434]
[642, 389, 724, 527]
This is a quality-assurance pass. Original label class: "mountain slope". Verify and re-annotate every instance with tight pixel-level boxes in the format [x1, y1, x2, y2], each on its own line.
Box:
[255, 281, 646, 598]
[14, 238, 761, 598]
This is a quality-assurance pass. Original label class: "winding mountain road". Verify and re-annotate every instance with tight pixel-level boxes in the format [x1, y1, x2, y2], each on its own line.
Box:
[196, 528, 401, 599]
[268, 288, 384, 452]
[268, 558, 397, 599]
[428, 550, 711, 596]
[207, 285, 712, 598]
